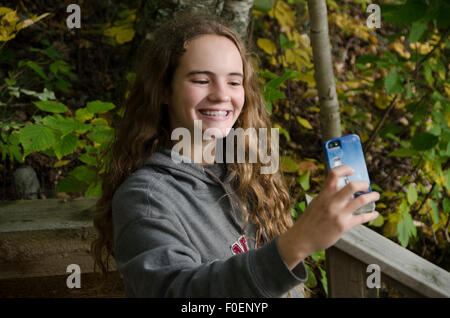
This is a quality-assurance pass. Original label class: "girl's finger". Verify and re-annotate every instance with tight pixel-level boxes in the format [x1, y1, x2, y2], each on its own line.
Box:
[344, 191, 380, 215]
[324, 165, 354, 192]
[334, 180, 372, 203]
[349, 210, 379, 228]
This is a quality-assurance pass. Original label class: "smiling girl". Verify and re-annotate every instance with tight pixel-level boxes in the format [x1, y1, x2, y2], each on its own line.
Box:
[92, 12, 379, 298]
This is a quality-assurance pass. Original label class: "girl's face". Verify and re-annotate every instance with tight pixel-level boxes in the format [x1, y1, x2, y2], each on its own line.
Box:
[168, 34, 245, 139]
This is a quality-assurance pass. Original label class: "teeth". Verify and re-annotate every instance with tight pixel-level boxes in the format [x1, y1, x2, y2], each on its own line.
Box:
[200, 110, 228, 116]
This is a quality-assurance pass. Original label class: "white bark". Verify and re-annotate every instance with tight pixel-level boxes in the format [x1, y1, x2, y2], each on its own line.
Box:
[307, 0, 341, 140]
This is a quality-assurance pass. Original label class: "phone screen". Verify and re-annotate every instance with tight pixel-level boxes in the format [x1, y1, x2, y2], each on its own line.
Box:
[323, 134, 375, 214]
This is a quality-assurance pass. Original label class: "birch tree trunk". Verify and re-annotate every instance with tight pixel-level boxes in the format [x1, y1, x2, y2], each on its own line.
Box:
[307, 0, 341, 141]
[136, 0, 254, 43]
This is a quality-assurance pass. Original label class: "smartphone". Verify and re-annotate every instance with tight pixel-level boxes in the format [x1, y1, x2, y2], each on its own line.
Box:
[323, 134, 375, 214]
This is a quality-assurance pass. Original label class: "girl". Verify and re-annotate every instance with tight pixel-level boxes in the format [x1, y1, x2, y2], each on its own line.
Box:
[92, 12, 380, 298]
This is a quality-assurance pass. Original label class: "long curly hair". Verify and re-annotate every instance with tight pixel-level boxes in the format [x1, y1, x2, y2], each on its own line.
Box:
[91, 12, 294, 278]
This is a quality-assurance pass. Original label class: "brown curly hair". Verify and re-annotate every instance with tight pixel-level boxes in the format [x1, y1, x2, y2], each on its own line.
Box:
[91, 12, 294, 279]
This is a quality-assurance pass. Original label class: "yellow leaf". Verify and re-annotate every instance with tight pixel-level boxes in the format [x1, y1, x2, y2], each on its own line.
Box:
[0, 7, 13, 16]
[391, 41, 411, 59]
[296, 116, 313, 129]
[115, 27, 135, 44]
[257, 38, 277, 55]
[297, 71, 316, 87]
[302, 88, 318, 99]
[375, 93, 395, 110]
[376, 203, 387, 209]
[409, 42, 433, 55]
[271, 1, 296, 30]
[341, 105, 357, 116]
[309, 106, 320, 113]
[54, 160, 71, 168]
[360, 131, 369, 143]
[0, 31, 15, 42]
[382, 191, 397, 198]
[31, 12, 50, 23]
[3, 10, 19, 25]
[285, 49, 296, 64]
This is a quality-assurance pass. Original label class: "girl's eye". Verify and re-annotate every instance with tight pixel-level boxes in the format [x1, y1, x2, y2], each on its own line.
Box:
[229, 81, 241, 86]
[193, 80, 209, 85]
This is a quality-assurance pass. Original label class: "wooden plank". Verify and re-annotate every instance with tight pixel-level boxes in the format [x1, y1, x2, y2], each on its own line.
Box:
[0, 198, 117, 280]
[333, 224, 450, 298]
[0, 197, 98, 232]
[326, 246, 367, 297]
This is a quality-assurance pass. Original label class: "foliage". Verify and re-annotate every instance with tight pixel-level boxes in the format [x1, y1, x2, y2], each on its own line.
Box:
[253, 0, 449, 297]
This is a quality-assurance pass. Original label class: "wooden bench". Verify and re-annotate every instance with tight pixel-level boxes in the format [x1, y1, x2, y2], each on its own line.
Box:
[0, 197, 449, 297]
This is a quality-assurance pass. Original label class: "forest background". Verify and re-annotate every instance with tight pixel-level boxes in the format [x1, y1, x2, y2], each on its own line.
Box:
[0, 0, 448, 297]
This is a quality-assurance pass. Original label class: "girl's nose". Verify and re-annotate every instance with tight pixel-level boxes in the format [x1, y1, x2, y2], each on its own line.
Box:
[208, 83, 231, 103]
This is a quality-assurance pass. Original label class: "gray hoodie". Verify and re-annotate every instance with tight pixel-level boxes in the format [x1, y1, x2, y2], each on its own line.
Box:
[112, 147, 308, 297]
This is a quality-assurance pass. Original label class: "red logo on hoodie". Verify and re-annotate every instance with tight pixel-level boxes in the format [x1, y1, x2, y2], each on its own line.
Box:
[231, 235, 249, 255]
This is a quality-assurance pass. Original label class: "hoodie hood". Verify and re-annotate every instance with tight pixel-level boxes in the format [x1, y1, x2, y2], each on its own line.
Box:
[143, 147, 223, 185]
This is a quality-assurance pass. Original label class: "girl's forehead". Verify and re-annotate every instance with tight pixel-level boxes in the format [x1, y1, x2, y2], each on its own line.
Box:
[179, 34, 243, 73]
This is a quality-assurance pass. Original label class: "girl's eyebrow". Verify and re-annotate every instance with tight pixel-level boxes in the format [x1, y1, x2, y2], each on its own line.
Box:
[186, 70, 244, 77]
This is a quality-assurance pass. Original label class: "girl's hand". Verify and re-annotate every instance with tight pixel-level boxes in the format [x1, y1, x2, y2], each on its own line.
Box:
[278, 165, 380, 269]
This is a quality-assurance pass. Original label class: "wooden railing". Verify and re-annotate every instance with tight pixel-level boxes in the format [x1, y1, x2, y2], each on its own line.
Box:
[0, 197, 449, 297]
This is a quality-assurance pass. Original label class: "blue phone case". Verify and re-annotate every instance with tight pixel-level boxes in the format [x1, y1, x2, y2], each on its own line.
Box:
[323, 134, 375, 214]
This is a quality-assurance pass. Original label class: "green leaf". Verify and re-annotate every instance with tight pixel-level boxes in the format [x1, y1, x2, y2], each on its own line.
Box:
[380, 124, 404, 138]
[388, 148, 416, 157]
[70, 165, 97, 183]
[254, 0, 274, 12]
[408, 20, 427, 43]
[84, 180, 102, 197]
[43, 115, 83, 136]
[54, 133, 78, 159]
[369, 213, 384, 227]
[56, 175, 86, 193]
[356, 54, 380, 65]
[75, 107, 95, 123]
[86, 100, 116, 114]
[443, 197, 450, 215]
[33, 100, 68, 113]
[396, 211, 416, 247]
[280, 156, 298, 173]
[384, 71, 404, 95]
[18, 124, 56, 154]
[295, 201, 306, 213]
[382, 0, 427, 26]
[87, 125, 114, 145]
[411, 132, 439, 151]
[266, 71, 298, 89]
[406, 184, 417, 205]
[264, 88, 285, 101]
[297, 170, 310, 191]
[25, 61, 48, 80]
[429, 200, 439, 225]
[318, 267, 328, 297]
[279, 34, 295, 50]
[304, 264, 317, 288]
[79, 152, 98, 166]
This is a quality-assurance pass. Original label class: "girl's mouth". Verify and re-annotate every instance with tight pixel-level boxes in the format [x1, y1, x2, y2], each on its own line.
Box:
[198, 109, 231, 120]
